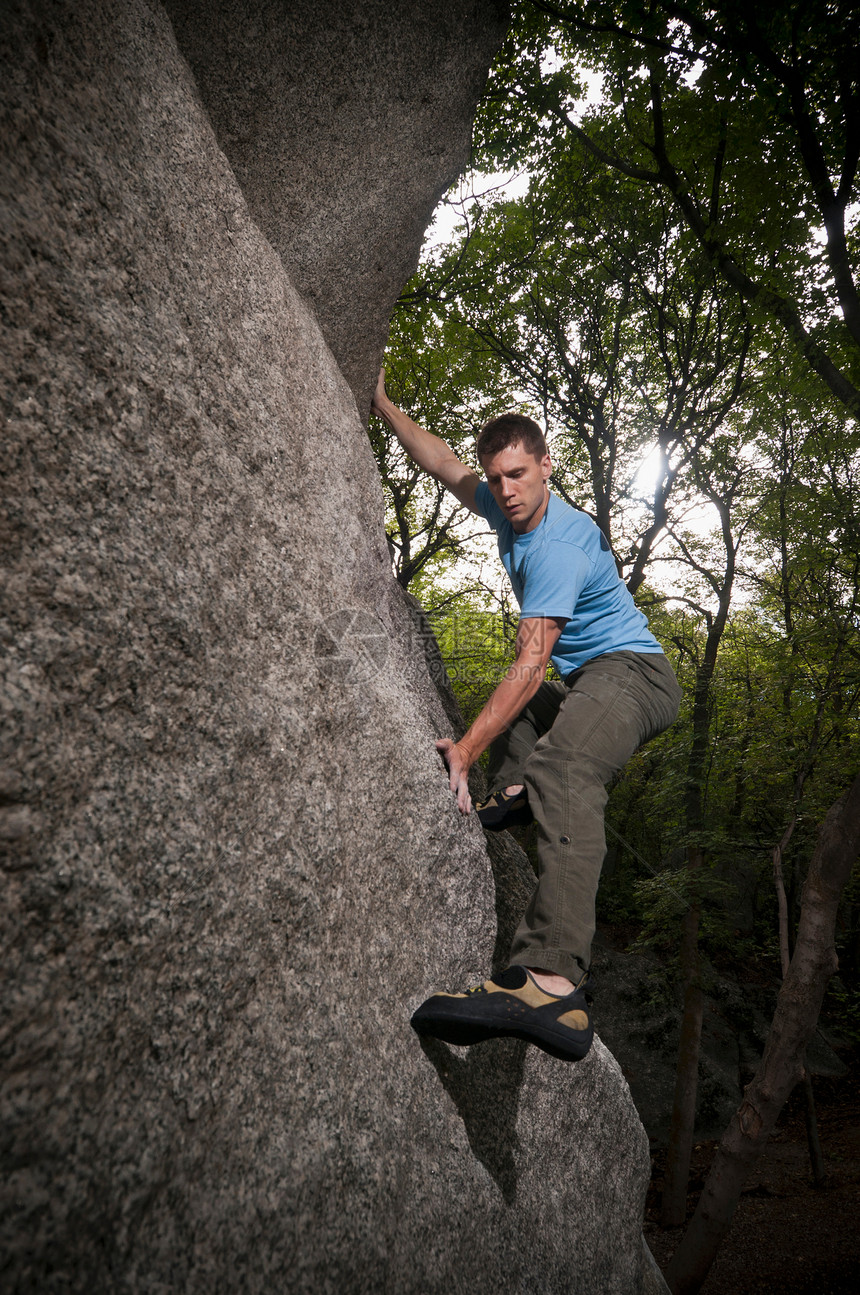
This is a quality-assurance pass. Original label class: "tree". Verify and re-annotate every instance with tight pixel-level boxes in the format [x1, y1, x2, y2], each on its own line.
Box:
[655, 424, 758, 1224]
[404, 135, 752, 591]
[479, 0, 860, 417]
[371, 304, 511, 589]
[666, 773, 860, 1295]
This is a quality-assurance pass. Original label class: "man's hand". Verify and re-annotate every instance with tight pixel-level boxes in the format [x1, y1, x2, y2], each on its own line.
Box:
[436, 738, 473, 814]
[371, 367, 389, 419]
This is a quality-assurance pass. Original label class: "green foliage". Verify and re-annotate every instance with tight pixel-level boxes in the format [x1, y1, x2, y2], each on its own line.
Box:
[629, 866, 755, 963]
[371, 304, 516, 588]
[423, 587, 518, 727]
[399, 132, 755, 586]
[825, 978, 860, 1046]
[478, 0, 860, 417]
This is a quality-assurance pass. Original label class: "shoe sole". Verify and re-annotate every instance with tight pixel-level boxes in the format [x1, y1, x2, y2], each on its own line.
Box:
[479, 811, 534, 832]
[411, 998, 592, 1063]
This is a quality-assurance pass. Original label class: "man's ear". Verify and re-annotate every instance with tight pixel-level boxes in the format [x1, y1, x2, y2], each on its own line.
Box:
[542, 454, 552, 481]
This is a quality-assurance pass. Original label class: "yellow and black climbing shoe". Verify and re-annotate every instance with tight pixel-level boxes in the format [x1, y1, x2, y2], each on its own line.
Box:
[410, 965, 593, 1062]
[475, 787, 533, 831]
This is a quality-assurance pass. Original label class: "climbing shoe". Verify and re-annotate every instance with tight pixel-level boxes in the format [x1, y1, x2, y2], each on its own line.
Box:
[475, 787, 533, 831]
[411, 965, 593, 1062]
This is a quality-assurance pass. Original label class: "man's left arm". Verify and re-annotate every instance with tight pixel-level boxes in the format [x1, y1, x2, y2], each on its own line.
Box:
[437, 616, 566, 814]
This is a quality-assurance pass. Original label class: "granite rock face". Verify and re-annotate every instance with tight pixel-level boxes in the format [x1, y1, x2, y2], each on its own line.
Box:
[1, 2, 656, 1290]
[164, 0, 503, 413]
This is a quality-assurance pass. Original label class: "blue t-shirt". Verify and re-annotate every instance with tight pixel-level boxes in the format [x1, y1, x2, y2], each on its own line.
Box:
[474, 482, 662, 676]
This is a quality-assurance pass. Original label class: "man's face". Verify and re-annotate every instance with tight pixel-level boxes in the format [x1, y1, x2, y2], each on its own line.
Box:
[481, 442, 552, 534]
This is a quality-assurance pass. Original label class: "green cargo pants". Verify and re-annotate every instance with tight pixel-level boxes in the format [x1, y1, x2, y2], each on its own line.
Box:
[487, 650, 682, 983]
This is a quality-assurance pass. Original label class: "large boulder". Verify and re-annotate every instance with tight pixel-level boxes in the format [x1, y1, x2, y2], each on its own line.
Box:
[1, 2, 661, 1290]
[163, 0, 499, 413]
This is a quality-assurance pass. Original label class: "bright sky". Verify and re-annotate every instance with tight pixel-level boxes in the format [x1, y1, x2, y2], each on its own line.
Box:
[424, 170, 530, 249]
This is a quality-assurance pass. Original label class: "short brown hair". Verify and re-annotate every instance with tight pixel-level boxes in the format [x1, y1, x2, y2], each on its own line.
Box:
[476, 413, 547, 463]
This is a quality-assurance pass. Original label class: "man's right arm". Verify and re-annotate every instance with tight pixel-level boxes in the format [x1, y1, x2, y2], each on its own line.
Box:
[370, 369, 482, 513]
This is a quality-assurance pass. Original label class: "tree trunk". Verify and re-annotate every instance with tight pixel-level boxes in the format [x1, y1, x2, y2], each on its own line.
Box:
[661, 513, 734, 1227]
[774, 830, 826, 1186]
[665, 773, 860, 1295]
[661, 866, 704, 1227]
[801, 1070, 827, 1188]
[773, 833, 793, 976]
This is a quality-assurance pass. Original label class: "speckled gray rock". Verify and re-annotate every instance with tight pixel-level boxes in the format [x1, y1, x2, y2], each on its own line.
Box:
[163, 0, 509, 413]
[1, 2, 656, 1291]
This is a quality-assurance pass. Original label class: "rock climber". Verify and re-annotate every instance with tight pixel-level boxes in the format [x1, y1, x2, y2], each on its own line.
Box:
[371, 370, 681, 1061]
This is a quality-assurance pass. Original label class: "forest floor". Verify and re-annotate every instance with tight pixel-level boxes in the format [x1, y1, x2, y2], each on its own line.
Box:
[644, 1056, 860, 1294]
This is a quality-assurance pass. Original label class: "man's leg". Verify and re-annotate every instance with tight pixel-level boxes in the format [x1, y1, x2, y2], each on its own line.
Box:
[508, 652, 682, 983]
[411, 652, 681, 1062]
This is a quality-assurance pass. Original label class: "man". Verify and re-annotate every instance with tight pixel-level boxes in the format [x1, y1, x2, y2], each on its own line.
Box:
[371, 370, 681, 1062]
